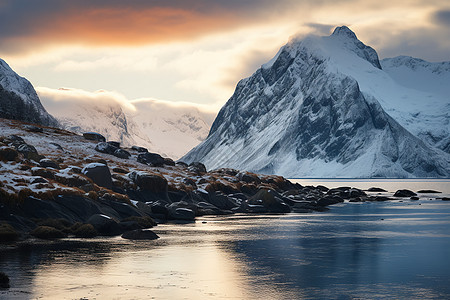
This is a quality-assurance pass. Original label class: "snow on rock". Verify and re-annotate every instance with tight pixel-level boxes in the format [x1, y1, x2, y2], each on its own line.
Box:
[182, 26, 450, 178]
[0, 58, 58, 127]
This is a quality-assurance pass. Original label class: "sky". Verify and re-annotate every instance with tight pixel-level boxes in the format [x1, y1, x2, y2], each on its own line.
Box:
[1, 0, 449, 111]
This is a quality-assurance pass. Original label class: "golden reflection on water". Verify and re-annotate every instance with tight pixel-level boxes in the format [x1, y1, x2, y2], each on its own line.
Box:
[28, 222, 289, 300]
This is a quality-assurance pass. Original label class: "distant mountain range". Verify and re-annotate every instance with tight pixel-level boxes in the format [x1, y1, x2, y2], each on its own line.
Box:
[182, 26, 450, 178]
[37, 88, 215, 160]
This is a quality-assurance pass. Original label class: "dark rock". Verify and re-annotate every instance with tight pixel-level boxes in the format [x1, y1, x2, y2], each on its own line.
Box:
[394, 189, 417, 197]
[0, 146, 18, 161]
[39, 158, 60, 169]
[316, 185, 329, 192]
[182, 177, 197, 188]
[107, 141, 121, 148]
[410, 196, 420, 200]
[175, 161, 188, 167]
[119, 220, 141, 231]
[0, 271, 10, 289]
[163, 157, 176, 166]
[87, 214, 122, 236]
[31, 167, 56, 180]
[441, 197, 450, 201]
[122, 216, 156, 228]
[17, 143, 42, 161]
[31, 226, 67, 239]
[417, 190, 441, 194]
[367, 187, 388, 192]
[82, 163, 113, 189]
[316, 195, 344, 206]
[349, 197, 365, 202]
[25, 125, 43, 133]
[95, 142, 118, 155]
[168, 207, 195, 221]
[67, 166, 82, 174]
[55, 173, 90, 188]
[151, 201, 169, 215]
[7, 134, 25, 144]
[71, 223, 98, 238]
[137, 152, 165, 166]
[113, 149, 131, 159]
[188, 162, 207, 174]
[237, 172, 261, 184]
[249, 189, 291, 213]
[49, 142, 64, 151]
[112, 167, 128, 174]
[209, 192, 239, 210]
[129, 171, 168, 193]
[83, 132, 106, 142]
[132, 146, 148, 153]
[31, 177, 48, 184]
[79, 183, 95, 192]
[0, 223, 19, 242]
[122, 229, 159, 240]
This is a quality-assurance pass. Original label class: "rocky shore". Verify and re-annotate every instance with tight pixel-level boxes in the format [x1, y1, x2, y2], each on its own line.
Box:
[0, 118, 447, 244]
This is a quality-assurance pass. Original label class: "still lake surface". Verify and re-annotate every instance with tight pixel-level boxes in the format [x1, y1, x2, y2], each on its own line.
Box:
[1, 180, 450, 299]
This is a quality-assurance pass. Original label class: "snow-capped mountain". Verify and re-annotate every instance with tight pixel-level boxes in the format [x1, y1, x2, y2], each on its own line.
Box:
[0, 59, 58, 127]
[39, 88, 214, 159]
[182, 26, 450, 178]
[127, 99, 215, 159]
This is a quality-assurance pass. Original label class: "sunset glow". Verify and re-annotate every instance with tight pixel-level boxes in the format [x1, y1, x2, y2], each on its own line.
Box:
[1, 0, 449, 107]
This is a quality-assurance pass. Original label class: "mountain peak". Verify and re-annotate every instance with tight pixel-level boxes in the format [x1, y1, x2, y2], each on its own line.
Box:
[331, 26, 357, 39]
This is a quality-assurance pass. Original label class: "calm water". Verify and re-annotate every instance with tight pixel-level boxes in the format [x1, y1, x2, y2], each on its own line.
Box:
[1, 181, 450, 299]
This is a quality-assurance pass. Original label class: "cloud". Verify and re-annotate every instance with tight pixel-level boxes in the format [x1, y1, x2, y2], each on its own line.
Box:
[0, 0, 300, 54]
[433, 9, 450, 26]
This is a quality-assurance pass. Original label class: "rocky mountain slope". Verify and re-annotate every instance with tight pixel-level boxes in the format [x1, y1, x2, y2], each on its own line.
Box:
[0, 59, 58, 127]
[182, 26, 450, 178]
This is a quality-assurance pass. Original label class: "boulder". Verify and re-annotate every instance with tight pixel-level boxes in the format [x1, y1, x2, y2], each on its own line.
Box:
[132, 146, 148, 153]
[0, 146, 18, 161]
[394, 189, 417, 197]
[83, 132, 106, 142]
[208, 192, 239, 210]
[168, 207, 195, 221]
[316, 195, 344, 206]
[188, 162, 207, 174]
[163, 157, 176, 166]
[17, 143, 42, 161]
[49, 142, 64, 151]
[367, 187, 387, 192]
[151, 201, 169, 215]
[0, 272, 10, 289]
[249, 189, 291, 213]
[39, 158, 60, 169]
[175, 161, 188, 167]
[31, 226, 67, 239]
[121, 229, 159, 240]
[82, 163, 113, 189]
[95, 142, 118, 155]
[129, 171, 168, 193]
[107, 141, 120, 148]
[417, 190, 441, 194]
[0, 223, 19, 242]
[237, 172, 261, 184]
[87, 214, 122, 236]
[113, 149, 131, 159]
[71, 223, 98, 238]
[31, 167, 56, 180]
[137, 152, 165, 166]
[25, 125, 43, 133]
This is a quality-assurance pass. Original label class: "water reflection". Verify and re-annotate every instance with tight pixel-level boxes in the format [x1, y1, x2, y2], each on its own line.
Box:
[1, 200, 450, 299]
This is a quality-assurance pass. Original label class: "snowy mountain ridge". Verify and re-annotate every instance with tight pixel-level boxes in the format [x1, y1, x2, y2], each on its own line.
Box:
[0, 59, 58, 127]
[182, 26, 450, 178]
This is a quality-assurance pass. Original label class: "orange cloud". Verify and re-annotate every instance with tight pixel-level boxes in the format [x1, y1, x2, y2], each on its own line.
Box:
[11, 7, 244, 49]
